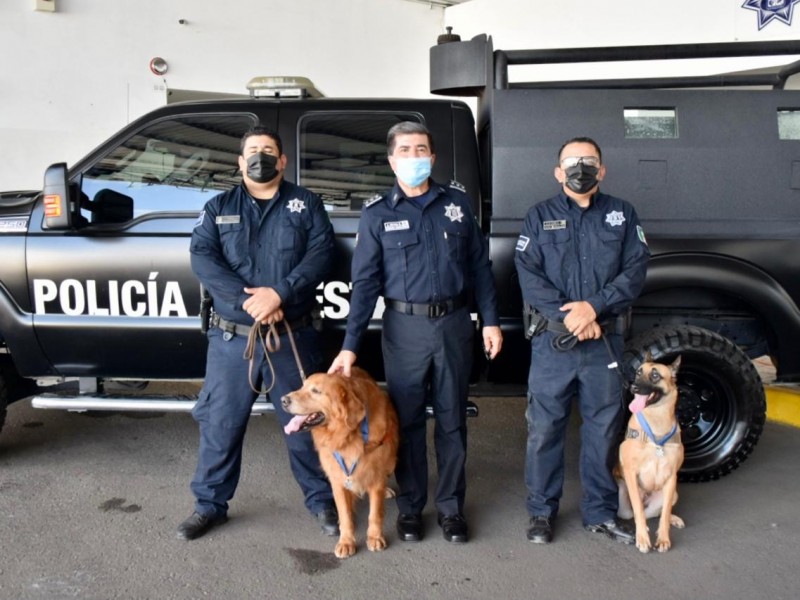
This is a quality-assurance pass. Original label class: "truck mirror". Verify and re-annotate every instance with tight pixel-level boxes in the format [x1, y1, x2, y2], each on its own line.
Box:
[42, 162, 76, 230]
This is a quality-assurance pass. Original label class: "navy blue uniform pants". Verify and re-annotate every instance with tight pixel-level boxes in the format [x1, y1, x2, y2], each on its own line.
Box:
[190, 325, 333, 519]
[524, 332, 624, 525]
[382, 306, 473, 516]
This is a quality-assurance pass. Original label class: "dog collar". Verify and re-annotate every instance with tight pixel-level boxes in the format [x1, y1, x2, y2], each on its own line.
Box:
[635, 412, 678, 448]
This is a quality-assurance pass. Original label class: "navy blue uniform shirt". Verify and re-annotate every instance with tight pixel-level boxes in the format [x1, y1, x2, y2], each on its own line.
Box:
[514, 191, 650, 321]
[343, 179, 499, 353]
[190, 180, 334, 324]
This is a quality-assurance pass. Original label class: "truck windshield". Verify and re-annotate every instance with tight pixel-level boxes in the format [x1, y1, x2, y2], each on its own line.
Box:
[79, 114, 256, 223]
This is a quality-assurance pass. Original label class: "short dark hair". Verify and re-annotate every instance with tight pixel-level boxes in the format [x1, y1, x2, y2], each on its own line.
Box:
[240, 126, 283, 156]
[387, 121, 435, 155]
[557, 137, 602, 164]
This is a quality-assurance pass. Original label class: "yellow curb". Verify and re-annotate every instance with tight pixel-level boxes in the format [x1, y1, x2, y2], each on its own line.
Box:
[765, 386, 800, 428]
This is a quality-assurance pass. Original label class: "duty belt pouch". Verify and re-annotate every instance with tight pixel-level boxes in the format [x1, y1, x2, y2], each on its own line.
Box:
[311, 302, 324, 332]
[523, 303, 547, 340]
[616, 308, 632, 338]
[199, 285, 213, 334]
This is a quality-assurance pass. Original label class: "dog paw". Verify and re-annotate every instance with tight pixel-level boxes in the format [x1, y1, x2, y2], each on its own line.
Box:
[655, 537, 672, 553]
[334, 540, 357, 559]
[367, 535, 387, 552]
[635, 532, 651, 554]
[670, 514, 685, 529]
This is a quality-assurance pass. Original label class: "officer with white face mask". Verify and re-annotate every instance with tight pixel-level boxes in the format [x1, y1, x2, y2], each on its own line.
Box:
[329, 121, 503, 544]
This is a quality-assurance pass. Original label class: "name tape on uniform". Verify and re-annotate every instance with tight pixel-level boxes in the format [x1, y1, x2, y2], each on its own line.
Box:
[543, 220, 566, 231]
[384, 220, 410, 232]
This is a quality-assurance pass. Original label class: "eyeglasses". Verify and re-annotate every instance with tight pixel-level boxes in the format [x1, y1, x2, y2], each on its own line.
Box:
[560, 156, 600, 168]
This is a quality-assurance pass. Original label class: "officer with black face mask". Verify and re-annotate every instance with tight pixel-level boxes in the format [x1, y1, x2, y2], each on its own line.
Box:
[514, 137, 650, 547]
[180, 126, 338, 541]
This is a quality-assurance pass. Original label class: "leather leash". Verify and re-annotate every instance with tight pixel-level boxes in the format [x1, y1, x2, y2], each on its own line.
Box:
[243, 320, 306, 394]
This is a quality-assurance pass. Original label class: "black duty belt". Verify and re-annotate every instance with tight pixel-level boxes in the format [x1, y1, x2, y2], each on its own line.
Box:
[384, 293, 468, 318]
[210, 313, 311, 338]
[526, 310, 628, 340]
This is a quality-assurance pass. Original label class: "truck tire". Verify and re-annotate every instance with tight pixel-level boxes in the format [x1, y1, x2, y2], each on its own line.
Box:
[0, 380, 6, 435]
[0, 358, 37, 437]
[623, 325, 766, 482]
[0, 363, 10, 435]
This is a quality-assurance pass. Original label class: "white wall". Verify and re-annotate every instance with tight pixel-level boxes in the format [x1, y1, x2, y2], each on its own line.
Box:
[0, 0, 446, 190]
[3, 0, 799, 191]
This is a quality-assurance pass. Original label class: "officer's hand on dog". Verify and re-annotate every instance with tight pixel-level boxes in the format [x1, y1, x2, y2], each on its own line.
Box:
[560, 301, 597, 338]
[328, 350, 356, 377]
[243, 286, 282, 323]
[482, 326, 503, 360]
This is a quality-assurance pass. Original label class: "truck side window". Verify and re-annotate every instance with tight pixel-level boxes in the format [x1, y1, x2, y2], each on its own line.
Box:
[298, 112, 423, 212]
[79, 114, 257, 223]
[778, 109, 800, 140]
[624, 108, 678, 139]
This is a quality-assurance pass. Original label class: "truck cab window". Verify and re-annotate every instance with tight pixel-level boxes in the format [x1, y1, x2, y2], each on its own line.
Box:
[299, 113, 422, 212]
[79, 114, 256, 223]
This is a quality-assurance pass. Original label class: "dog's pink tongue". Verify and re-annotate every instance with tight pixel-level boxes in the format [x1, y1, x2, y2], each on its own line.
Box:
[284, 415, 307, 435]
[629, 394, 648, 414]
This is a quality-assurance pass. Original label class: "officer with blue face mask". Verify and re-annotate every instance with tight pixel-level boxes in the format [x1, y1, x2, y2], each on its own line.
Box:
[329, 121, 503, 544]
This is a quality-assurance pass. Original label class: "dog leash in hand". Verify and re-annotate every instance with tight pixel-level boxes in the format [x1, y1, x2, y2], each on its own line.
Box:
[333, 414, 369, 491]
[635, 412, 679, 456]
[243, 320, 307, 395]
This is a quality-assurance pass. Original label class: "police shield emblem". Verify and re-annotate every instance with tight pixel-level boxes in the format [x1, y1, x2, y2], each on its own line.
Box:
[444, 203, 464, 223]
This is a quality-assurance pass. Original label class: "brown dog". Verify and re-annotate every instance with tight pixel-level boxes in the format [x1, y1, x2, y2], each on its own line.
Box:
[281, 367, 399, 559]
[617, 353, 685, 553]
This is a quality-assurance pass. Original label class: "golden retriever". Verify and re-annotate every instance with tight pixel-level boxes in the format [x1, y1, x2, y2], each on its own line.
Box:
[281, 367, 399, 558]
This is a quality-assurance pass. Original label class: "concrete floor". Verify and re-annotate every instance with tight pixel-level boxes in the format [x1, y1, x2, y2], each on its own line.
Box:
[1, 394, 798, 600]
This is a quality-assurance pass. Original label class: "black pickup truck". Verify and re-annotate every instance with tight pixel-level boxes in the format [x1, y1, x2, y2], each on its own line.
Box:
[2, 34, 800, 482]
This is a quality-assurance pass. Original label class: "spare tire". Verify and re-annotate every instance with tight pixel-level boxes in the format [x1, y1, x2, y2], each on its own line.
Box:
[624, 325, 766, 482]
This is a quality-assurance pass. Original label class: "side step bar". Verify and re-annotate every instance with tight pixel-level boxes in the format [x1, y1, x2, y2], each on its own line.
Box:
[31, 393, 276, 414]
[31, 394, 479, 417]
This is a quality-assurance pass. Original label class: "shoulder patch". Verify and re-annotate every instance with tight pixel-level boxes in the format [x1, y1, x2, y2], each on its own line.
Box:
[364, 194, 384, 208]
[637, 225, 648, 245]
[448, 180, 466, 193]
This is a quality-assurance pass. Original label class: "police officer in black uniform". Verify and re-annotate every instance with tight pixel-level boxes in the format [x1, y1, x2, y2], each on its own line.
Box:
[178, 127, 337, 540]
[515, 137, 650, 545]
[329, 121, 502, 544]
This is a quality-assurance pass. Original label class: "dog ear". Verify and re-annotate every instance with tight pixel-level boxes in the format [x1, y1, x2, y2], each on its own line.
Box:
[341, 382, 367, 431]
[669, 354, 682, 378]
[324, 377, 348, 423]
[643, 350, 654, 363]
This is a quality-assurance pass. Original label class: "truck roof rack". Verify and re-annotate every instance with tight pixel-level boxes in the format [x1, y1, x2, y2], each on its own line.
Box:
[430, 34, 800, 95]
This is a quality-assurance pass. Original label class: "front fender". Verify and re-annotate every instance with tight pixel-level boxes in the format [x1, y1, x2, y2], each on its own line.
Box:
[641, 253, 800, 381]
[0, 282, 56, 377]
